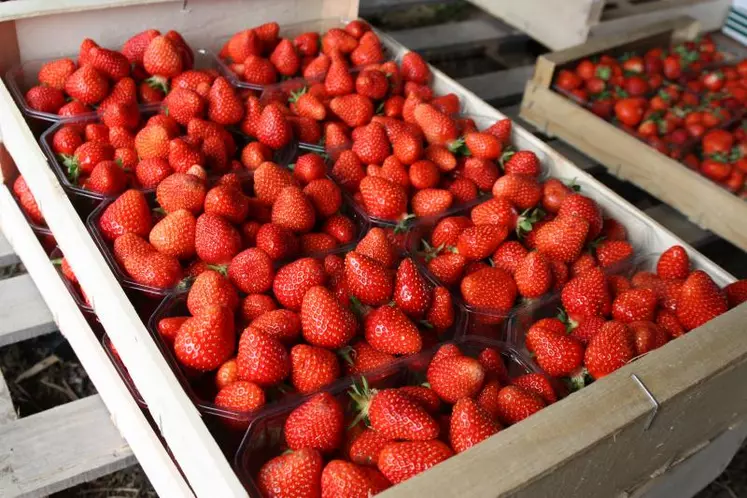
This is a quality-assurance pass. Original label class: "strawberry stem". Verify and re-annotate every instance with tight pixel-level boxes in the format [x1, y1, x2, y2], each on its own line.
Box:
[207, 264, 228, 277]
[50, 258, 63, 266]
[348, 377, 374, 429]
[145, 75, 169, 95]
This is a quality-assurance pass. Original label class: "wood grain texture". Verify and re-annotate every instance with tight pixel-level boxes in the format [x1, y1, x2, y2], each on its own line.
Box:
[0, 232, 19, 269]
[0, 395, 134, 498]
[0, 184, 194, 498]
[0, 274, 56, 347]
[0, 368, 16, 426]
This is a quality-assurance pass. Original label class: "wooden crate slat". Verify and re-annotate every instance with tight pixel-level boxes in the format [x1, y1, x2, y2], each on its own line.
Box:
[0, 368, 16, 426]
[0, 395, 135, 498]
[0, 274, 56, 347]
[0, 184, 194, 498]
[456, 65, 534, 102]
[0, 231, 19, 269]
[386, 17, 518, 52]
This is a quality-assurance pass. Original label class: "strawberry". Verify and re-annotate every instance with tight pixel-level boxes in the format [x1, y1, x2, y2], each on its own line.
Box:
[602, 218, 627, 241]
[401, 52, 430, 84]
[330, 94, 374, 128]
[503, 150, 541, 177]
[584, 321, 635, 379]
[364, 305, 422, 355]
[290, 89, 326, 121]
[526, 324, 584, 377]
[38, 58, 76, 90]
[512, 373, 557, 404]
[222, 29, 261, 63]
[240, 294, 277, 323]
[348, 428, 391, 466]
[64, 66, 109, 104]
[290, 344, 340, 395]
[203, 185, 248, 225]
[301, 286, 357, 349]
[409, 160, 439, 188]
[101, 102, 140, 130]
[355, 388, 439, 441]
[77, 38, 99, 66]
[258, 448, 323, 498]
[495, 385, 546, 425]
[58, 100, 92, 119]
[194, 213, 241, 265]
[571, 253, 598, 277]
[492, 241, 528, 275]
[430, 93, 460, 115]
[303, 179, 342, 219]
[321, 460, 390, 498]
[254, 161, 295, 205]
[657, 245, 690, 280]
[65, 141, 116, 179]
[269, 39, 300, 77]
[377, 441, 452, 484]
[146, 209, 196, 260]
[611, 288, 657, 323]
[462, 157, 500, 191]
[514, 251, 552, 299]
[214, 379, 265, 418]
[356, 227, 397, 268]
[271, 186, 316, 234]
[569, 315, 606, 345]
[273, 257, 327, 311]
[12, 176, 44, 225]
[122, 29, 161, 64]
[414, 103, 457, 146]
[557, 194, 603, 241]
[676, 270, 728, 331]
[411, 189, 454, 217]
[114, 234, 183, 289]
[293, 31, 319, 56]
[426, 286, 455, 330]
[460, 267, 517, 313]
[86, 160, 128, 195]
[350, 31, 384, 66]
[285, 392, 344, 453]
[174, 305, 235, 371]
[725, 280, 747, 309]
[52, 126, 84, 156]
[345, 252, 394, 306]
[540, 178, 573, 214]
[135, 125, 170, 160]
[355, 69, 388, 100]
[144, 35, 182, 79]
[135, 157, 172, 188]
[595, 240, 633, 269]
[426, 144, 457, 172]
[352, 122, 391, 165]
[491, 174, 542, 210]
[427, 253, 466, 286]
[207, 77, 243, 125]
[325, 59, 355, 97]
[237, 326, 290, 386]
[251, 309, 302, 345]
[431, 216, 472, 247]
[471, 197, 518, 229]
[156, 173, 206, 214]
[476, 380, 502, 418]
[241, 54, 277, 85]
[240, 142, 273, 171]
[163, 88, 206, 126]
[25, 85, 66, 113]
[257, 223, 299, 261]
[225, 247, 274, 295]
[98, 189, 152, 241]
[427, 353, 485, 403]
[256, 105, 293, 149]
[88, 46, 130, 80]
[456, 225, 509, 261]
[394, 258, 432, 318]
[561, 267, 611, 321]
[656, 309, 685, 338]
[464, 132, 501, 160]
[157, 316, 188, 348]
[322, 214, 356, 246]
[187, 270, 239, 316]
[359, 176, 407, 221]
[450, 398, 501, 453]
[629, 320, 668, 356]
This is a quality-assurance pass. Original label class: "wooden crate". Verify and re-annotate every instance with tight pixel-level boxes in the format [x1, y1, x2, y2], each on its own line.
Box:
[519, 17, 747, 255]
[466, 0, 731, 50]
[0, 2, 745, 498]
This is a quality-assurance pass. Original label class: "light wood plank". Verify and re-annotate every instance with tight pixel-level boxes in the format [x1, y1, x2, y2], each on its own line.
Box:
[0, 274, 55, 347]
[0, 369, 15, 426]
[0, 0, 177, 22]
[386, 18, 519, 52]
[0, 185, 194, 498]
[0, 232, 19, 269]
[457, 65, 534, 102]
[0, 395, 135, 498]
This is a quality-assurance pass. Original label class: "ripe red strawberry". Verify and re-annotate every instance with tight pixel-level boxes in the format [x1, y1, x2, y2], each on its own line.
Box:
[203, 184, 248, 225]
[584, 321, 635, 379]
[471, 197, 518, 230]
[656, 309, 685, 338]
[491, 174, 541, 210]
[724, 280, 747, 309]
[628, 320, 668, 356]
[495, 385, 546, 425]
[250, 309, 302, 345]
[273, 257, 327, 311]
[12, 176, 45, 225]
[135, 157, 172, 188]
[253, 161, 295, 205]
[431, 216, 472, 248]
[163, 88, 206, 126]
[291, 153, 325, 185]
[602, 218, 627, 241]
[492, 241, 528, 275]
[427, 253, 466, 286]
[25, 85, 67, 114]
[101, 102, 140, 130]
[611, 288, 657, 323]
[411, 189, 454, 217]
[135, 125, 170, 160]
[356, 227, 397, 268]
[350, 31, 384, 66]
[207, 77, 243, 125]
[596, 240, 633, 269]
[114, 234, 183, 289]
[394, 258, 432, 318]
[321, 460, 390, 498]
[356, 388, 439, 441]
[571, 253, 598, 278]
[285, 392, 344, 453]
[65, 66, 109, 104]
[214, 380, 265, 416]
[290, 344, 340, 395]
[345, 252, 394, 306]
[156, 173, 206, 214]
[364, 305, 422, 355]
[88, 46, 130, 80]
[214, 358, 238, 391]
[301, 286, 357, 349]
[157, 316, 188, 348]
[358, 176, 407, 221]
[475, 379, 502, 418]
[258, 448, 323, 498]
[503, 150, 541, 177]
[225, 247, 274, 295]
[38, 58, 76, 90]
[256, 105, 293, 150]
[425, 144, 457, 172]
[427, 354, 485, 403]
[78, 38, 99, 66]
[561, 267, 611, 321]
[240, 142, 272, 172]
[222, 29, 261, 62]
[330, 94, 374, 128]
[450, 397, 500, 453]
[268, 39, 300, 77]
[394, 133, 425, 167]
[237, 326, 290, 386]
[558, 193, 603, 240]
[512, 373, 557, 404]
[52, 126, 84, 156]
[352, 122, 391, 165]
[342, 340, 396, 376]
[293, 31, 319, 56]
[256, 223, 299, 261]
[348, 428, 391, 466]
[462, 157, 500, 192]
[66, 141, 116, 179]
[86, 160, 128, 195]
[657, 245, 690, 280]
[463, 132, 501, 160]
[148, 209, 196, 260]
[514, 251, 552, 299]
[303, 179, 341, 219]
[271, 186, 316, 234]
[194, 213, 241, 265]
[322, 214, 356, 246]
[143, 35, 182, 78]
[460, 267, 517, 314]
[325, 59, 355, 97]
[426, 286, 455, 330]
[355, 69, 388, 100]
[98, 189, 152, 241]
[408, 160, 439, 189]
[187, 270, 239, 316]
[401, 51, 430, 84]
[456, 224, 509, 261]
[378, 440, 452, 484]
[122, 29, 160, 64]
[569, 315, 606, 345]
[414, 103, 457, 146]
[174, 305, 235, 371]
[525, 324, 584, 377]
[430, 93, 460, 115]
[676, 270, 728, 331]
[85, 124, 110, 145]
[290, 89, 326, 122]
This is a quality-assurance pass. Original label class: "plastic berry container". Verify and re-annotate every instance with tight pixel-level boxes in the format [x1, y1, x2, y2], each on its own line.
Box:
[102, 334, 147, 408]
[232, 335, 543, 495]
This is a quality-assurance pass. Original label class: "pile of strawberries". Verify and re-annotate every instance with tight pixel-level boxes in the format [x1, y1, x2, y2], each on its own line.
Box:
[554, 35, 747, 197]
[219, 20, 386, 86]
[251, 341, 556, 496]
[152, 228, 457, 416]
[23, 29, 194, 116]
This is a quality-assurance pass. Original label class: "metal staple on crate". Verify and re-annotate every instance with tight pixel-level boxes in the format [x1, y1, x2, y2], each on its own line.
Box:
[631, 373, 659, 431]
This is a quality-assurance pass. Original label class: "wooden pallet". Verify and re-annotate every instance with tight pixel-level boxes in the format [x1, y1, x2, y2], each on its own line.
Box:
[465, 0, 731, 50]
